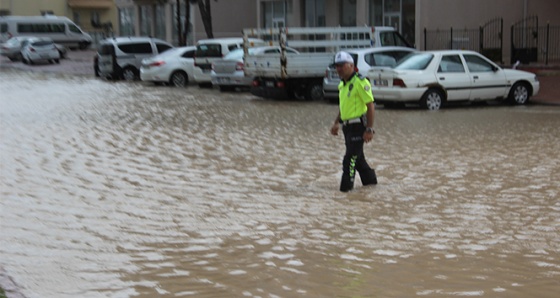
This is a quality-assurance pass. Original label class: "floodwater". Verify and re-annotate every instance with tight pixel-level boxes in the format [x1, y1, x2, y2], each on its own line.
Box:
[0, 70, 559, 298]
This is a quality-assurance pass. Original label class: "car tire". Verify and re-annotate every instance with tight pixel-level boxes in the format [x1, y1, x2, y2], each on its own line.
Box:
[305, 81, 324, 101]
[421, 88, 444, 110]
[55, 59, 60, 64]
[219, 85, 234, 92]
[169, 71, 189, 87]
[8, 57, 18, 62]
[22, 56, 28, 64]
[122, 67, 138, 81]
[508, 82, 530, 105]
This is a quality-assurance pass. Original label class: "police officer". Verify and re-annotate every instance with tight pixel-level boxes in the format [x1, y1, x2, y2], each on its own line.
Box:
[330, 51, 377, 192]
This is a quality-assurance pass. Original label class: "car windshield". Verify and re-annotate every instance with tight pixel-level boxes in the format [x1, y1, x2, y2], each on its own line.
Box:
[395, 53, 434, 70]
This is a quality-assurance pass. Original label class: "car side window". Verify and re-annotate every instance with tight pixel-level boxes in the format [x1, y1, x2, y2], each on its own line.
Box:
[264, 49, 280, 54]
[463, 54, 494, 72]
[438, 55, 465, 73]
[227, 44, 239, 51]
[182, 49, 195, 58]
[118, 42, 152, 54]
[156, 43, 172, 54]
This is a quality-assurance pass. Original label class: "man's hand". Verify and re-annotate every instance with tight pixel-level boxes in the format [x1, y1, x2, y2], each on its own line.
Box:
[330, 123, 339, 136]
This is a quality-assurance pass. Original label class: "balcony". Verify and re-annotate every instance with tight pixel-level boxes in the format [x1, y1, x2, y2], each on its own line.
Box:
[67, 0, 114, 9]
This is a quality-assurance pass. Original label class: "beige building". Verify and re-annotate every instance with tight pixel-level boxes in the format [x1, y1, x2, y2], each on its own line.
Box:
[2, 1, 555, 63]
[0, 0, 119, 44]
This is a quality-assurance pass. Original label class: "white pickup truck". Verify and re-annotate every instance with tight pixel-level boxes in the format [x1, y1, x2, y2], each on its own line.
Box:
[243, 26, 410, 101]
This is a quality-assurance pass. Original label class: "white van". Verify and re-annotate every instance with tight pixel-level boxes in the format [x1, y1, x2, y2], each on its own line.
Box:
[97, 36, 173, 81]
[193, 37, 265, 86]
[0, 15, 93, 49]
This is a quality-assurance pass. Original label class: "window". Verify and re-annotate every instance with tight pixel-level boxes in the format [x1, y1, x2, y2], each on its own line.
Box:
[1, 23, 8, 33]
[196, 44, 222, 58]
[306, 0, 325, 27]
[463, 54, 494, 72]
[262, 0, 293, 28]
[395, 53, 433, 70]
[119, 7, 135, 36]
[50, 24, 65, 33]
[156, 43, 172, 54]
[182, 49, 195, 58]
[379, 32, 410, 47]
[438, 55, 465, 73]
[68, 24, 82, 34]
[98, 44, 115, 55]
[340, 0, 356, 26]
[91, 11, 100, 26]
[227, 44, 240, 51]
[118, 43, 153, 54]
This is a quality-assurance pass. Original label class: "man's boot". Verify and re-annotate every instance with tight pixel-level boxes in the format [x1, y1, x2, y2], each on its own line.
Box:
[360, 168, 377, 186]
[339, 174, 354, 192]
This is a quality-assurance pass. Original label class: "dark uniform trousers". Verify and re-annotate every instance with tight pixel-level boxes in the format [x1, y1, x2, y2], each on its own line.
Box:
[340, 123, 377, 192]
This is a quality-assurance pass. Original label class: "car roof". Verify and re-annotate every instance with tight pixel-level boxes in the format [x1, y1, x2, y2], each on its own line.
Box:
[196, 37, 263, 44]
[414, 49, 480, 55]
[100, 36, 171, 44]
[342, 46, 416, 55]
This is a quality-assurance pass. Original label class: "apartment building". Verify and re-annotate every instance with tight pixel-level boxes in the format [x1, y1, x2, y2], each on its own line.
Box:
[0, 0, 119, 44]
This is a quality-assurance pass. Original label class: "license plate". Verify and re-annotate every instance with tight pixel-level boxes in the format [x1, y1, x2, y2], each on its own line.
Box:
[374, 79, 388, 86]
[218, 77, 229, 84]
[265, 81, 274, 87]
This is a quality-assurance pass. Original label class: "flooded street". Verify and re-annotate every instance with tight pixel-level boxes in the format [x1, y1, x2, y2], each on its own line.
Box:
[1, 70, 559, 298]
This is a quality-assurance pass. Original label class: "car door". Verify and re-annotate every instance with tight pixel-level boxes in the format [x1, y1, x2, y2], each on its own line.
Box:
[463, 53, 507, 100]
[436, 54, 471, 101]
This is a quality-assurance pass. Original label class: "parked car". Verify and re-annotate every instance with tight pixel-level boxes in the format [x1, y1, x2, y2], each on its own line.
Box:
[323, 46, 416, 101]
[140, 46, 196, 87]
[1, 36, 67, 61]
[211, 46, 299, 91]
[97, 37, 173, 81]
[194, 37, 266, 86]
[20, 37, 60, 65]
[367, 50, 540, 110]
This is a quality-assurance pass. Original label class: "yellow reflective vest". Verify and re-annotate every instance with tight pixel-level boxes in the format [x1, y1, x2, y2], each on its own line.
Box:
[338, 73, 374, 121]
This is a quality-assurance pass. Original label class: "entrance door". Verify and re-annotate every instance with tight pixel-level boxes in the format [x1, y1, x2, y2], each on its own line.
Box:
[384, 12, 400, 31]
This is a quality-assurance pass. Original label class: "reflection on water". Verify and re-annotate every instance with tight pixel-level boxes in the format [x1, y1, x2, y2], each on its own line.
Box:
[1, 70, 559, 298]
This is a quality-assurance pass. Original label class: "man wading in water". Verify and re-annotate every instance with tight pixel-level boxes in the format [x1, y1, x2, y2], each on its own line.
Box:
[330, 51, 377, 192]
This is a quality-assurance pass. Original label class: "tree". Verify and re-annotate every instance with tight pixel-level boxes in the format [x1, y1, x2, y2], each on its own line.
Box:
[196, 0, 215, 39]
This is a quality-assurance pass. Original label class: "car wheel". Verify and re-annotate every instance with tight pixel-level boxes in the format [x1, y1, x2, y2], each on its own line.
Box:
[8, 56, 18, 62]
[421, 89, 444, 110]
[28, 57, 34, 65]
[22, 56, 28, 64]
[508, 82, 530, 105]
[169, 71, 189, 87]
[122, 67, 138, 81]
[305, 82, 324, 101]
[219, 85, 234, 92]
[49, 59, 54, 64]
[384, 102, 405, 109]
[55, 59, 60, 64]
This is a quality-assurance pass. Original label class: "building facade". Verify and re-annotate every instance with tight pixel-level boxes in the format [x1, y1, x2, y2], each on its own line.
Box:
[0, 0, 119, 44]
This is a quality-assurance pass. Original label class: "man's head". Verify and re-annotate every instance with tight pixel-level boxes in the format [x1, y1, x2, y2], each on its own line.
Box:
[333, 51, 355, 81]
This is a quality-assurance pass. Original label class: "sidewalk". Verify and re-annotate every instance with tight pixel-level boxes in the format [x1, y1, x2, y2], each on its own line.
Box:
[517, 66, 560, 106]
[1, 49, 559, 105]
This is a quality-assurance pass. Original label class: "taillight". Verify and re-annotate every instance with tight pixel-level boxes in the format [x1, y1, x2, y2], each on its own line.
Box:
[393, 78, 406, 87]
[150, 61, 165, 67]
[252, 80, 260, 87]
[235, 62, 244, 71]
[276, 81, 285, 88]
[29, 47, 36, 52]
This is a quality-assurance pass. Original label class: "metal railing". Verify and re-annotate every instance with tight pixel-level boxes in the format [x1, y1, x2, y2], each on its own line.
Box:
[424, 17, 560, 65]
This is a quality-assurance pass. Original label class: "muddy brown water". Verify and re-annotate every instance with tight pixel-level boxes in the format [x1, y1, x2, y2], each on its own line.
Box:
[1, 70, 559, 298]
